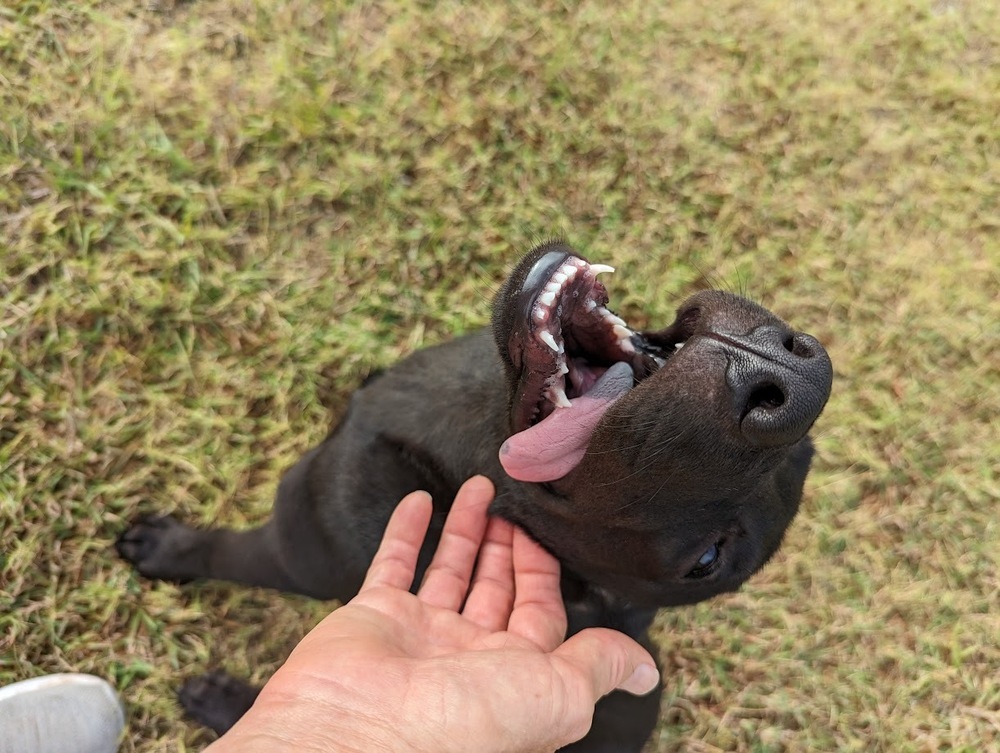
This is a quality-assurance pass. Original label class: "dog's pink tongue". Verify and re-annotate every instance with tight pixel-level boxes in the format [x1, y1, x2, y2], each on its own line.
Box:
[500, 362, 633, 483]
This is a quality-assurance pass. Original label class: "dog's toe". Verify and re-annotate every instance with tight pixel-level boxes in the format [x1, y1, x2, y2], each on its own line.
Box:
[179, 670, 260, 735]
[115, 515, 172, 561]
[115, 515, 169, 563]
[115, 515, 199, 582]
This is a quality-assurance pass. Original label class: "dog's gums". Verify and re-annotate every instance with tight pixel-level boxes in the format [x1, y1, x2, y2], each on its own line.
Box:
[499, 251, 673, 483]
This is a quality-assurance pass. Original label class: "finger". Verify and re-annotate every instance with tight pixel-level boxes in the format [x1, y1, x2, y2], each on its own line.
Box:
[360, 490, 434, 592]
[460, 515, 515, 631]
[545, 629, 660, 747]
[543, 627, 659, 745]
[554, 628, 659, 700]
[506, 528, 567, 651]
[417, 475, 496, 610]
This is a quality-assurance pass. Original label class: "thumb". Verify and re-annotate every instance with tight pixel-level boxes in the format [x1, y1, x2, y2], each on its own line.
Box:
[553, 627, 661, 699]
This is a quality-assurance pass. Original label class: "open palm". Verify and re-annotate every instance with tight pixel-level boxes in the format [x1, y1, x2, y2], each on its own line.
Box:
[211, 476, 658, 753]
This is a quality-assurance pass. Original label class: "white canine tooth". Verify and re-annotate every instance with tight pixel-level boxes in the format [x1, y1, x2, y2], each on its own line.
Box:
[675, 341, 685, 350]
[603, 312, 627, 327]
[549, 387, 572, 408]
[589, 263, 615, 276]
[539, 291, 556, 307]
[558, 360, 569, 374]
[539, 330, 560, 352]
[613, 324, 632, 340]
[545, 281, 561, 293]
[552, 272, 567, 285]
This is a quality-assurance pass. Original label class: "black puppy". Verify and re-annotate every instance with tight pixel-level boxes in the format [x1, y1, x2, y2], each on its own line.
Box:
[118, 241, 832, 751]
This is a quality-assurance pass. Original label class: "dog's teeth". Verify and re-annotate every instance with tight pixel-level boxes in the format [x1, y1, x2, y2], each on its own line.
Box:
[558, 360, 569, 375]
[674, 341, 685, 350]
[552, 272, 568, 285]
[534, 308, 547, 321]
[589, 264, 615, 276]
[604, 312, 628, 327]
[539, 330, 560, 352]
[539, 291, 556, 307]
[614, 327, 637, 353]
[549, 387, 572, 408]
[585, 299, 597, 311]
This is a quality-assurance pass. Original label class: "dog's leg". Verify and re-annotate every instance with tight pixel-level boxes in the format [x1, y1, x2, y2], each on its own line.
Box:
[115, 514, 302, 592]
[558, 602, 663, 751]
[116, 447, 343, 598]
[559, 686, 663, 753]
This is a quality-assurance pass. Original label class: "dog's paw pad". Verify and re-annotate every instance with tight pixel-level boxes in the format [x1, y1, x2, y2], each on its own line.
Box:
[179, 670, 260, 735]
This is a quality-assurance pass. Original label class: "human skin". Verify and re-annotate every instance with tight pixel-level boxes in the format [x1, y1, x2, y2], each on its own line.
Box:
[206, 475, 660, 753]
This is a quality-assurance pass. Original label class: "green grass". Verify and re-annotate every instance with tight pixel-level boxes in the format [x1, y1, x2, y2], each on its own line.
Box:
[1, 0, 998, 751]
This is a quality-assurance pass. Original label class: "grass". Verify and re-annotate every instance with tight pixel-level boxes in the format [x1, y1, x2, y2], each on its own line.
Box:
[1, 0, 997, 750]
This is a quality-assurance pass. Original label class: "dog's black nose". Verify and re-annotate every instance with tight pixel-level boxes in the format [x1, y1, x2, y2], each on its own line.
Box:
[722, 325, 833, 448]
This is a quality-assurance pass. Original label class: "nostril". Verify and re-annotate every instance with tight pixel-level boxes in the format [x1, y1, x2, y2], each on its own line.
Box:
[730, 328, 833, 448]
[747, 383, 786, 413]
[790, 333, 821, 359]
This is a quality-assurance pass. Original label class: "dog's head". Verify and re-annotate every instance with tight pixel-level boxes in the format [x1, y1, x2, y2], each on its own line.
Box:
[490, 242, 832, 607]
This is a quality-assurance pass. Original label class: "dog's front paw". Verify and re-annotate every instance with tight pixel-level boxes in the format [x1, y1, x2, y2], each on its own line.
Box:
[115, 514, 205, 582]
[179, 670, 260, 735]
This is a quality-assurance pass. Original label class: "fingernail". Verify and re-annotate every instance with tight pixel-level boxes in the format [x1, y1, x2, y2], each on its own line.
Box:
[621, 663, 660, 695]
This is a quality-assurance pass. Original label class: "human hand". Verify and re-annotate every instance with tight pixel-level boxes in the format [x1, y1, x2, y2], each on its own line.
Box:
[207, 476, 660, 753]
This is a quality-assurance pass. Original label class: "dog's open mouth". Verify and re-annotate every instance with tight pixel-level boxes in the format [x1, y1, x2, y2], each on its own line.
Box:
[500, 251, 672, 482]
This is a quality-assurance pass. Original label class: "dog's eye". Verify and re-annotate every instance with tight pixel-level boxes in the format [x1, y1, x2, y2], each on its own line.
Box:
[697, 544, 718, 567]
[686, 541, 722, 578]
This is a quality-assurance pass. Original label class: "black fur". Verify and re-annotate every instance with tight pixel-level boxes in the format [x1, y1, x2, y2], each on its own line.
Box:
[118, 242, 832, 751]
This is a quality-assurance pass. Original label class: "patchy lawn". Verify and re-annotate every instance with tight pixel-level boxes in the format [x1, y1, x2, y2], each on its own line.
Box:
[1, 0, 997, 750]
